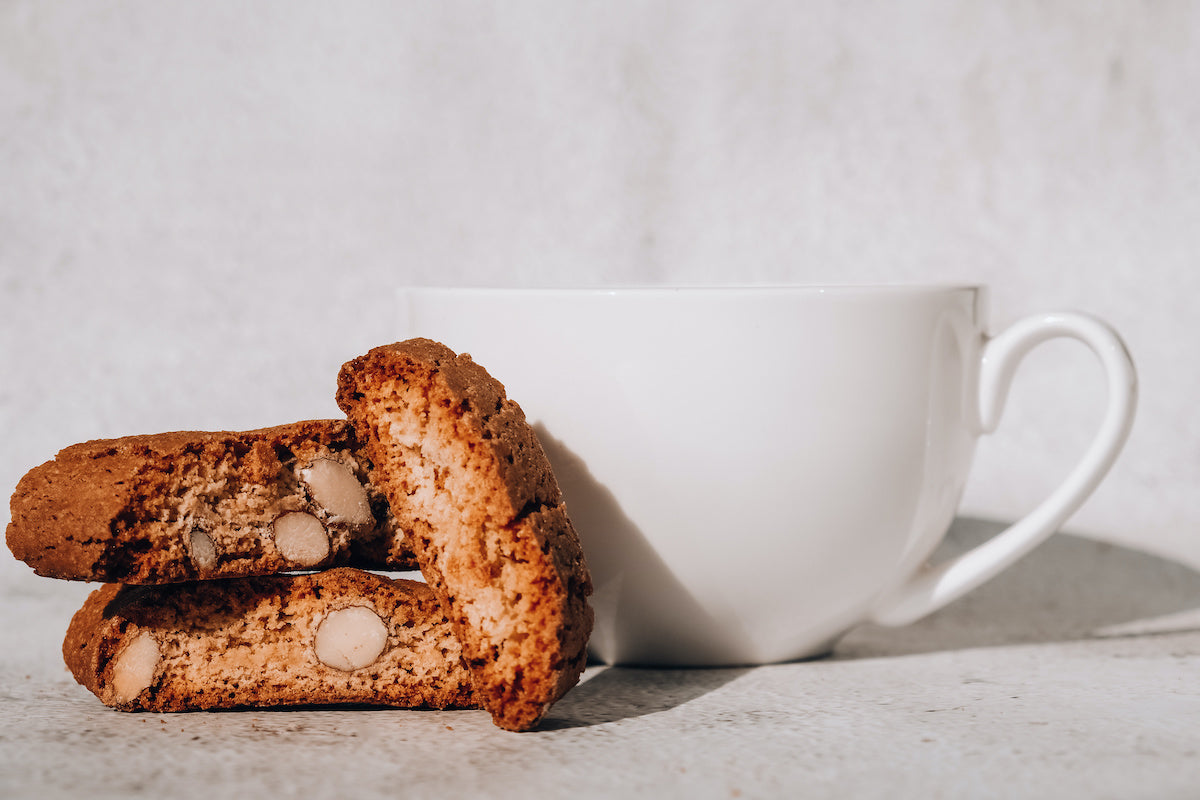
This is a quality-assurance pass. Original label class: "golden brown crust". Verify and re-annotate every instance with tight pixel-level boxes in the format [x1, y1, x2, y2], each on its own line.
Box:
[336, 339, 593, 731]
[63, 583, 123, 688]
[338, 339, 564, 517]
[63, 568, 477, 712]
[7, 420, 415, 583]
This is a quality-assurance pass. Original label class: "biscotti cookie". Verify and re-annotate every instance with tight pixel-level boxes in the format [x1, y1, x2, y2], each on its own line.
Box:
[7, 419, 415, 584]
[63, 568, 477, 711]
[336, 338, 593, 731]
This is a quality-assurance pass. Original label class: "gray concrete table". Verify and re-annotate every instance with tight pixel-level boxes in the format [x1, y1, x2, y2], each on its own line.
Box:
[4, 519, 1200, 799]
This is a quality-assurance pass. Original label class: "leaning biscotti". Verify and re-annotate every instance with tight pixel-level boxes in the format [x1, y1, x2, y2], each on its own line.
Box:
[7, 419, 415, 584]
[336, 338, 594, 732]
[64, 568, 477, 712]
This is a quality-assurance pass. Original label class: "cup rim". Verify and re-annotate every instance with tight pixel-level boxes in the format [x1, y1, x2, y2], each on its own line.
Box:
[404, 283, 982, 296]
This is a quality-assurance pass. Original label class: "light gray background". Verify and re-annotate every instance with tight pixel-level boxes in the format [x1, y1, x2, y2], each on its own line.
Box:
[4, 5, 1200, 798]
[2, 2, 1197, 574]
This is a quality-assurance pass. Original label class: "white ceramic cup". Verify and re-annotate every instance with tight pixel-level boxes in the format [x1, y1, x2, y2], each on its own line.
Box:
[398, 286, 1137, 666]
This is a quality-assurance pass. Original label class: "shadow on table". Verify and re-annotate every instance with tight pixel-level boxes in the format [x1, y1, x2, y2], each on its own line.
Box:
[835, 516, 1200, 659]
[543, 517, 1200, 729]
[539, 665, 751, 730]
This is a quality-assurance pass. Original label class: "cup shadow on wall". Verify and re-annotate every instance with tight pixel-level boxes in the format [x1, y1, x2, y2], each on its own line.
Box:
[536, 428, 1200, 729]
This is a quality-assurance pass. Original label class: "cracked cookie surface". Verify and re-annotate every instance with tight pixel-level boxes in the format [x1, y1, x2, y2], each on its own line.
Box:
[7, 419, 415, 583]
[63, 567, 477, 711]
[337, 338, 593, 731]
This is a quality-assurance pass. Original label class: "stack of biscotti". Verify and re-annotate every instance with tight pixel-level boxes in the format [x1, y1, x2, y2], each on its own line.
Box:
[6, 339, 593, 732]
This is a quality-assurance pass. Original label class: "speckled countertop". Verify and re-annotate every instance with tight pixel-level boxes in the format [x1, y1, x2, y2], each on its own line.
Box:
[4, 519, 1200, 799]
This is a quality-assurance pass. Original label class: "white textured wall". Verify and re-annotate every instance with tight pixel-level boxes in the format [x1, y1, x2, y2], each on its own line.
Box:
[2, 2, 1197, 572]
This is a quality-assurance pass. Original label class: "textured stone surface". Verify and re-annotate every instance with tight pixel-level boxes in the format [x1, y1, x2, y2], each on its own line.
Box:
[4, 521, 1200, 798]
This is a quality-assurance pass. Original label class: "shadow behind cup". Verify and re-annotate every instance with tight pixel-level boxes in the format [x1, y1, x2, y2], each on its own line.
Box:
[838, 517, 1200, 658]
[538, 422, 1200, 665]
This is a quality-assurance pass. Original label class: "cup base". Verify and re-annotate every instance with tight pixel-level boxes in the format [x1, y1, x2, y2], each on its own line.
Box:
[585, 638, 839, 669]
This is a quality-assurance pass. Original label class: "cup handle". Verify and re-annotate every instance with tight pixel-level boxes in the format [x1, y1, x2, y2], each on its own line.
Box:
[869, 311, 1138, 627]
